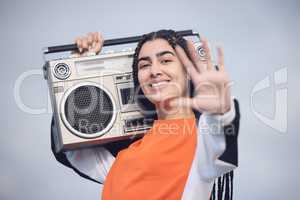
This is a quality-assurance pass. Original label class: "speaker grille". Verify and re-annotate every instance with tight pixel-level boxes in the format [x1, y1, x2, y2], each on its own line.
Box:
[64, 85, 114, 137]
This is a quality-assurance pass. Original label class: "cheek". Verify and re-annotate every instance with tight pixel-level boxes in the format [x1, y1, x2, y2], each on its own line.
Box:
[137, 71, 148, 89]
[173, 63, 188, 83]
[173, 67, 189, 93]
[179, 64, 189, 83]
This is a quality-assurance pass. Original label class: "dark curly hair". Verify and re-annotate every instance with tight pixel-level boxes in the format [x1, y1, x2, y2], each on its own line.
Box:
[132, 29, 193, 119]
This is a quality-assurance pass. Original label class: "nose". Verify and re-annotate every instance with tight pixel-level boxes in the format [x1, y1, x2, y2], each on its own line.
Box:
[150, 62, 162, 78]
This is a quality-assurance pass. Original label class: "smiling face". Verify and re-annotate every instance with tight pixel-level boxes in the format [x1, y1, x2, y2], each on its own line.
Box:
[137, 38, 189, 105]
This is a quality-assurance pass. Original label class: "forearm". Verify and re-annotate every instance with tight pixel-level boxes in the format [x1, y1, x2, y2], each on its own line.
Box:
[196, 98, 240, 181]
[50, 116, 115, 184]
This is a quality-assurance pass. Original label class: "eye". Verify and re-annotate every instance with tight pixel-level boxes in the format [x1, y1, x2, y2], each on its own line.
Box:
[139, 63, 150, 70]
[161, 59, 172, 64]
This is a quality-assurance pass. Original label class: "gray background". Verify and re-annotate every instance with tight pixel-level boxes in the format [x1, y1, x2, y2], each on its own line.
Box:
[1, 0, 299, 199]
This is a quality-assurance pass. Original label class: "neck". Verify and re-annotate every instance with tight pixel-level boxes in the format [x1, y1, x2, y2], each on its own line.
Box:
[155, 101, 195, 120]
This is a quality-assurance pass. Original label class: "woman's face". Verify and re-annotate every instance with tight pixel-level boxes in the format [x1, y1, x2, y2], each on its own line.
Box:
[137, 38, 189, 105]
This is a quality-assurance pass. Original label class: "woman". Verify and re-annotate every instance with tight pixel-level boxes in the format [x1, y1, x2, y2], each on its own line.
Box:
[51, 30, 240, 200]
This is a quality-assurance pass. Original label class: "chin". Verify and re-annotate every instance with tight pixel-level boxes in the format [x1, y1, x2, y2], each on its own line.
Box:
[146, 92, 178, 105]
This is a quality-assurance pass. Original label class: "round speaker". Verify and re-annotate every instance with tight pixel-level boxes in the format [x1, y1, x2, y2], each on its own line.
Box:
[60, 82, 116, 138]
[54, 63, 71, 80]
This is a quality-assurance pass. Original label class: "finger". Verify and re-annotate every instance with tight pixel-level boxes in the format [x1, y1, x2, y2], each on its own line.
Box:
[200, 37, 214, 71]
[74, 37, 83, 53]
[175, 45, 199, 82]
[187, 39, 206, 73]
[87, 32, 94, 47]
[92, 32, 99, 42]
[198, 71, 229, 85]
[92, 42, 102, 54]
[93, 32, 104, 54]
[217, 46, 225, 71]
[81, 37, 89, 50]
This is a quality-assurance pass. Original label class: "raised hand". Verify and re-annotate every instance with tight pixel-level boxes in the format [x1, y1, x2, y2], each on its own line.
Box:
[73, 32, 104, 56]
[173, 37, 232, 115]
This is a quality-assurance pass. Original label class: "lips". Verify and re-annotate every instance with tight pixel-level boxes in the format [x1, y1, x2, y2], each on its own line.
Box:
[149, 80, 170, 88]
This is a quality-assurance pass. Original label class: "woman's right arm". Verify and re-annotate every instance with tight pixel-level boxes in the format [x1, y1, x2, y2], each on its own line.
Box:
[51, 116, 115, 184]
[50, 32, 115, 184]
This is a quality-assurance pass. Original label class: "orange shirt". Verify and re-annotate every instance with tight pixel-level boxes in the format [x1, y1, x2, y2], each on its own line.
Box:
[102, 117, 197, 200]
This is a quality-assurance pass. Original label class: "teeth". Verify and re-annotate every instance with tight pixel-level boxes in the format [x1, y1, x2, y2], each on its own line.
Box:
[151, 81, 169, 87]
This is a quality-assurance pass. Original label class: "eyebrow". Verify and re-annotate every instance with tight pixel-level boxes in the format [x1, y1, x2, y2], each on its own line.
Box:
[137, 50, 175, 64]
[156, 50, 175, 58]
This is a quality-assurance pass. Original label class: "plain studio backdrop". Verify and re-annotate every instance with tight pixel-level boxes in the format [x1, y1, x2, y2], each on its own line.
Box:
[0, 0, 299, 199]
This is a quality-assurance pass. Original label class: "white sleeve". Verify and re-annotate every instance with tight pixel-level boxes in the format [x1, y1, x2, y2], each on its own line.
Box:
[181, 99, 238, 200]
[196, 98, 237, 182]
[65, 146, 115, 183]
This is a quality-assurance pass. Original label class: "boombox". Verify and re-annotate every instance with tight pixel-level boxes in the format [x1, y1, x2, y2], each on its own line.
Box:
[43, 30, 203, 153]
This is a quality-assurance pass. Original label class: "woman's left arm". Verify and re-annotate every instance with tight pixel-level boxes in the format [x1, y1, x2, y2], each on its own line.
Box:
[181, 98, 240, 200]
[172, 37, 241, 181]
[195, 97, 240, 181]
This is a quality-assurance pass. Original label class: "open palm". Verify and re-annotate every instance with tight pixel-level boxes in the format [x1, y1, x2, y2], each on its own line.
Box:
[173, 37, 232, 114]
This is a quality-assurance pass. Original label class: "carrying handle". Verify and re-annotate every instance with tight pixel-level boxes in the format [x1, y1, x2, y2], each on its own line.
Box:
[43, 30, 199, 54]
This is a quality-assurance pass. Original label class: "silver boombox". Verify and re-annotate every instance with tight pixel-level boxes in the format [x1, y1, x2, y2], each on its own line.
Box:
[43, 30, 203, 152]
